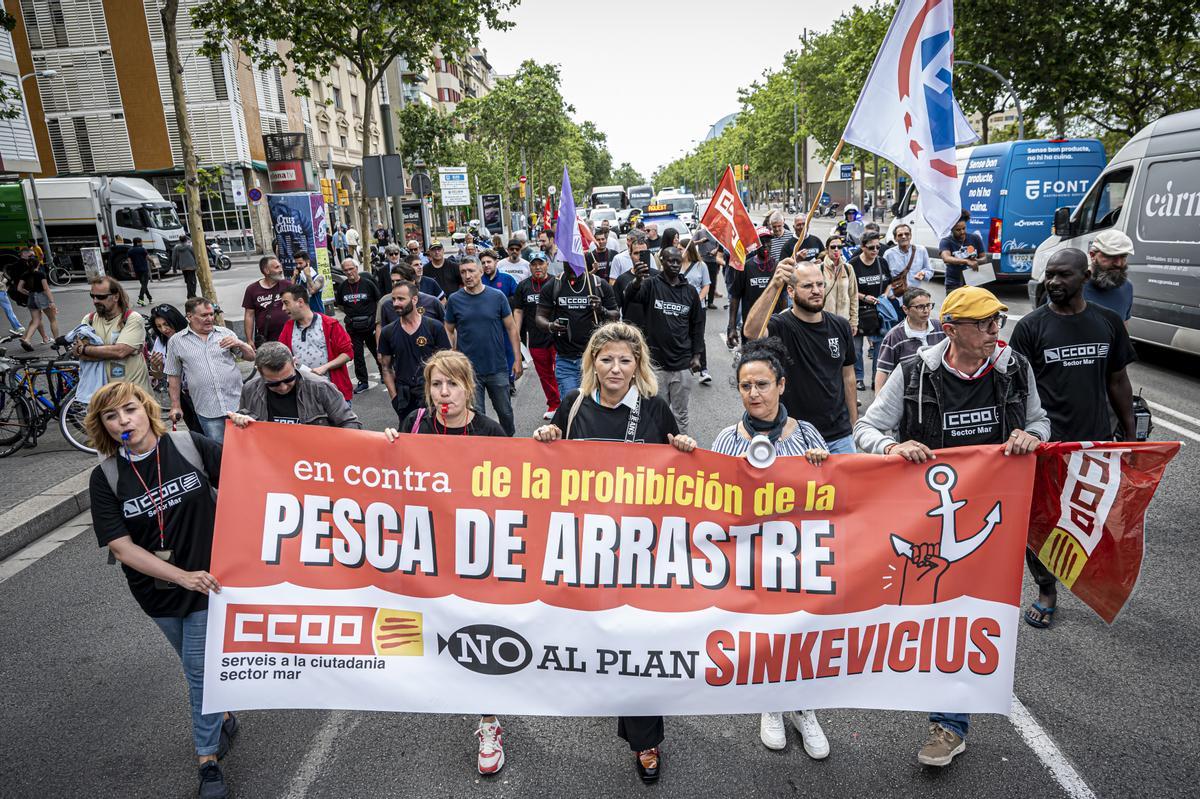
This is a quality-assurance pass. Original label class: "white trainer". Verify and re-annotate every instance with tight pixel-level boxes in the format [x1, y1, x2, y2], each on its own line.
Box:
[476, 718, 505, 775]
[787, 710, 830, 760]
[760, 712, 787, 750]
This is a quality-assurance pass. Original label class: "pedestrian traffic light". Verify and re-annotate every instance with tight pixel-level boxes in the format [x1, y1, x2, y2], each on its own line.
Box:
[338, 188, 349, 206]
[320, 178, 334, 203]
[743, 163, 750, 178]
[734, 164, 743, 180]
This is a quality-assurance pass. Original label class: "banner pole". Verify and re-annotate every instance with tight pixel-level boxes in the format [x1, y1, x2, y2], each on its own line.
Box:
[755, 139, 845, 340]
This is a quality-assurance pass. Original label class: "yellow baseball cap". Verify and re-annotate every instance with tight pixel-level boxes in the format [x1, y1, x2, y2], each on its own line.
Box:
[941, 286, 1008, 321]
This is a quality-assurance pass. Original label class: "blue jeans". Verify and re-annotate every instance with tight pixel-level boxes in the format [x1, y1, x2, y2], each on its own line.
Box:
[555, 356, 582, 398]
[474, 370, 514, 436]
[931, 712, 969, 739]
[826, 434, 856, 454]
[152, 609, 223, 755]
[0, 289, 22, 331]
[197, 414, 226, 444]
[854, 333, 885, 382]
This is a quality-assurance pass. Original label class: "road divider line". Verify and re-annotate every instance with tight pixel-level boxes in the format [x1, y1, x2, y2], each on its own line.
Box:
[282, 710, 361, 799]
[1144, 399, 1200, 430]
[1010, 695, 1098, 799]
[1151, 417, 1198, 445]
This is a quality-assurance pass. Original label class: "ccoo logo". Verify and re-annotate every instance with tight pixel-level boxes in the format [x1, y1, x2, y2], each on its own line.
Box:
[438, 624, 533, 675]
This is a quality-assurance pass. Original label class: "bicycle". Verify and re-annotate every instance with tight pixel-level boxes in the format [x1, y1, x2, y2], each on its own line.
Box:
[46, 255, 73, 287]
[0, 345, 94, 454]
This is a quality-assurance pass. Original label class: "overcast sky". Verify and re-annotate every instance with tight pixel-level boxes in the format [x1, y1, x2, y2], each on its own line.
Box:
[479, 0, 853, 182]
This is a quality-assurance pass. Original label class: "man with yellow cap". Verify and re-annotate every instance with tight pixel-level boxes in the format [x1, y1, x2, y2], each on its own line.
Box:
[854, 284, 1049, 768]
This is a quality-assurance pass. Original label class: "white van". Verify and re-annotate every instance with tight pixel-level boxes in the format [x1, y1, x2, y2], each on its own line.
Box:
[1031, 109, 1200, 355]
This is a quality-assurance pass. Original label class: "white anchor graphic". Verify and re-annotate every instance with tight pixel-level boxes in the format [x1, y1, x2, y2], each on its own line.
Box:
[890, 464, 1001, 562]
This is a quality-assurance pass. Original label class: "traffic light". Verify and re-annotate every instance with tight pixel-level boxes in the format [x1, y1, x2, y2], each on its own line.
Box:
[734, 164, 743, 180]
[743, 163, 750, 179]
[320, 178, 334, 203]
[338, 188, 349, 206]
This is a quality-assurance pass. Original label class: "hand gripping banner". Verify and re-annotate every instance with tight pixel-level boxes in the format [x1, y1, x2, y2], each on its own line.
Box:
[1029, 441, 1180, 624]
[203, 424, 1036, 716]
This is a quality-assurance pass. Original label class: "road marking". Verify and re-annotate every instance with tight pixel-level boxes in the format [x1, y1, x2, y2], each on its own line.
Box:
[1144, 399, 1200, 430]
[0, 512, 91, 584]
[1151, 417, 1198, 445]
[282, 710, 361, 799]
[1010, 695, 1098, 799]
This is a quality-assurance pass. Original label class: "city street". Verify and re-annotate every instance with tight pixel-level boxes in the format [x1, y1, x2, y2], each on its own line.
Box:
[2, 223, 1198, 797]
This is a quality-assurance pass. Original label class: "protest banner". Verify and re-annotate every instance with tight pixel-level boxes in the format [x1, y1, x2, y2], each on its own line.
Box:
[203, 424, 1036, 716]
[1029, 441, 1180, 624]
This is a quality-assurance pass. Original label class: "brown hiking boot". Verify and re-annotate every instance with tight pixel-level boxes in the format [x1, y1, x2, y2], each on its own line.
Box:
[917, 723, 966, 767]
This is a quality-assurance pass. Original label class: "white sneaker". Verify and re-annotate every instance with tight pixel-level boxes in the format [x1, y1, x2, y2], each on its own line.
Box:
[786, 710, 829, 759]
[698, 370, 712, 385]
[759, 712, 787, 750]
[476, 718, 505, 775]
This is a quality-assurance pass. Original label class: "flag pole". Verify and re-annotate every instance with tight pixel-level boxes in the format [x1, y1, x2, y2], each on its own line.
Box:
[755, 138, 845, 340]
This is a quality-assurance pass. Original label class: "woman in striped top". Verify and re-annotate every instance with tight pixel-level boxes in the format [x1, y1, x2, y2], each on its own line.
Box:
[709, 336, 832, 760]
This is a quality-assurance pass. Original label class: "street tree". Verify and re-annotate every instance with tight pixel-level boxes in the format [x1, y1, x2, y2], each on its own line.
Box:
[192, 0, 515, 235]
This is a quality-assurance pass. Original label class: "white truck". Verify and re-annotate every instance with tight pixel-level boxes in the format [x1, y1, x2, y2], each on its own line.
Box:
[24, 176, 184, 278]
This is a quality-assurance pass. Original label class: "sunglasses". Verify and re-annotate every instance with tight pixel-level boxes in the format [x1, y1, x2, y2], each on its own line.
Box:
[864, 245, 880, 251]
[263, 372, 301, 388]
[89, 292, 113, 300]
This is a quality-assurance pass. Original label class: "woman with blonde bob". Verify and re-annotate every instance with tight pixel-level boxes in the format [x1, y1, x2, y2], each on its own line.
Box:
[382, 349, 507, 775]
[534, 321, 697, 784]
[84, 381, 238, 798]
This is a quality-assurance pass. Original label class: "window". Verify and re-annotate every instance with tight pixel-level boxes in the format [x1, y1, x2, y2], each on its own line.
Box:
[340, 134, 348, 149]
[332, 86, 343, 109]
[351, 93, 359, 115]
[115, 208, 140, 229]
[1075, 167, 1132, 235]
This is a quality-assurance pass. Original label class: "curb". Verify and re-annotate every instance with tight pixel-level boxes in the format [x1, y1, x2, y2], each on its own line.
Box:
[0, 466, 94, 560]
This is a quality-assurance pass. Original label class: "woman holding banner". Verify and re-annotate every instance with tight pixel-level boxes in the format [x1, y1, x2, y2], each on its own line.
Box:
[83, 381, 238, 799]
[533, 321, 697, 783]
[383, 349, 509, 775]
[709, 336, 832, 760]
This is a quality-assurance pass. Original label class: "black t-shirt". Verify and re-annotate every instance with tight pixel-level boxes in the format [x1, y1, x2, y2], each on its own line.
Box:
[586, 248, 616, 280]
[730, 254, 785, 325]
[793, 234, 825, 263]
[551, 390, 679, 444]
[625, 273, 704, 371]
[766, 310, 856, 440]
[537, 272, 618, 359]
[615, 267, 659, 331]
[515, 276, 555, 348]
[128, 245, 150, 274]
[1009, 303, 1136, 441]
[426, 258, 462, 296]
[645, 235, 663, 253]
[377, 293, 444, 328]
[336, 276, 381, 325]
[938, 369, 1006, 446]
[379, 315, 451, 388]
[400, 408, 509, 436]
[850, 254, 889, 336]
[89, 433, 222, 618]
[938, 232, 985, 283]
[266, 387, 301, 424]
[19, 267, 46, 294]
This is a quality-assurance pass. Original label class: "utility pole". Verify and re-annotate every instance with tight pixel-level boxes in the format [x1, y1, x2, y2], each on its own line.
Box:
[378, 79, 403, 236]
[521, 146, 529, 221]
[793, 79, 799, 212]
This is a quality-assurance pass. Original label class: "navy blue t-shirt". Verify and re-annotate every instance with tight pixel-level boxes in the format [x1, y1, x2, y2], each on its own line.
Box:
[445, 286, 511, 377]
[938, 232, 985, 284]
[1083, 280, 1133, 321]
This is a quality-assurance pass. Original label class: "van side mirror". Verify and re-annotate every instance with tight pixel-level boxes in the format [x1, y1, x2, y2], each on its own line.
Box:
[1053, 206, 1073, 238]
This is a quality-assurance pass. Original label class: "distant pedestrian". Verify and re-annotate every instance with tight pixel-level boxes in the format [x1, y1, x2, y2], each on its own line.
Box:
[501, 237, 532, 283]
[170, 235, 199, 298]
[512, 252, 559, 419]
[241, 256, 293, 346]
[278, 286, 354, 403]
[938, 211, 988, 293]
[850, 231, 891, 391]
[16, 247, 56, 350]
[728, 228, 785, 348]
[1084, 230, 1135, 321]
[333, 226, 347, 262]
[293, 250, 325, 314]
[130, 237, 153, 306]
[335, 258, 382, 394]
[425, 242, 461, 298]
[165, 297, 254, 444]
[147, 303, 201, 432]
[344, 225, 360, 258]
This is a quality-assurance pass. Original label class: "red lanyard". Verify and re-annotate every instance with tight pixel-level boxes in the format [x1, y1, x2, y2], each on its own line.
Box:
[434, 405, 471, 436]
[128, 444, 166, 549]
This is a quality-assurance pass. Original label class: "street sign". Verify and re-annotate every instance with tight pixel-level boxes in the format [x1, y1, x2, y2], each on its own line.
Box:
[247, 186, 263, 203]
[439, 166, 470, 206]
[362, 154, 404, 198]
[231, 178, 247, 205]
[410, 171, 433, 197]
[519, 175, 527, 184]
[840, 163, 854, 180]
[548, 184, 556, 195]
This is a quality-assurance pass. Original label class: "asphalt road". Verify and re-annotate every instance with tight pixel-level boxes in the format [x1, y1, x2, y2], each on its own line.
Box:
[2, 222, 1198, 797]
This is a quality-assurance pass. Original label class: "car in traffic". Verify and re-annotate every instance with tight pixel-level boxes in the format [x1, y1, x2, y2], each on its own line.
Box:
[589, 205, 619, 229]
[655, 190, 699, 229]
[639, 206, 691, 247]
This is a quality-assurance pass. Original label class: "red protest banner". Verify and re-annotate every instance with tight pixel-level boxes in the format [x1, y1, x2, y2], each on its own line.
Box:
[699, 166, 759, 270]
[1029, 441, 1180, 624]
[204, 424, 1036, 717]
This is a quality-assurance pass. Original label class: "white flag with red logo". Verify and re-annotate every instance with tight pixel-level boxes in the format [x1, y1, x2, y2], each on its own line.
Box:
[842, 0, 978, 237]
[699, 166, 759, 270]
[578, 219, 597, 251]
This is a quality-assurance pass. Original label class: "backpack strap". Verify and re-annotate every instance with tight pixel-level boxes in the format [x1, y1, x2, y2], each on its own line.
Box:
[167, 431, 218, 502]
[100, 456, 119, 498]
[410, 407, 426, 433]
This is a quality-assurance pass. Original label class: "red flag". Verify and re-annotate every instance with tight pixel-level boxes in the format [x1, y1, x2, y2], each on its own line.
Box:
[699, 166, 760, 270]
[544, 195, 553, 229]
[1029, 441, 1180, 623]
[577, 219, 597, 250]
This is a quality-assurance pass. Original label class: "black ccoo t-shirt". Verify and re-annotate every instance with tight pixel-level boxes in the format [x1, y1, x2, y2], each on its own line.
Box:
[766, 310, 856, 441]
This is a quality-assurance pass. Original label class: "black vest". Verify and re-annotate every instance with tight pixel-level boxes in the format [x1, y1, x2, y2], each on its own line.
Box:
[897, 350, 1031, 449]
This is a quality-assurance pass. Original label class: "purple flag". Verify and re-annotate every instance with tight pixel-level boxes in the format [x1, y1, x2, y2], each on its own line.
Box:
[554, 167, 586, 276]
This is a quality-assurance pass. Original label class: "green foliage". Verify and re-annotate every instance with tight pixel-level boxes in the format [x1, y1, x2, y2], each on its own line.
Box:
[610, 163, 645, 188]
[173, 165, 225, 199]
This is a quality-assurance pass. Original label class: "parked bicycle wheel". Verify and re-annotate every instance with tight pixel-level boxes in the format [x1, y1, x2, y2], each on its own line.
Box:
[47, 263, 72, 286]
[58, 387, 96, 454]
[0, 390, 32, 457]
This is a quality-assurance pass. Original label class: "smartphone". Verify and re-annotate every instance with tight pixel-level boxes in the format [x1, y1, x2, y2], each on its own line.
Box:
[638, 249, 651, 266]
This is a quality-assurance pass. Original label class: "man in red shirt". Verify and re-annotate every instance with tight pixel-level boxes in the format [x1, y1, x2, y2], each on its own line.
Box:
[277, 286, 354, 403]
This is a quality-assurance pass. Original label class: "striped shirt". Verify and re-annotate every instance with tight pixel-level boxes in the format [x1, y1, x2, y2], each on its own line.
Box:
[711, 419, 829, 458]
[164, 325, 245, 419]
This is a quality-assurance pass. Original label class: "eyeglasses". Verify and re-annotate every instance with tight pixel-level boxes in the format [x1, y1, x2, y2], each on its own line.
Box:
[89, 292, 113, 300]
[950, 313, 1007, 332]
[263, 372, 301, 388]
[738, 379, 776, 394]
[864, 245, 880, 251]
[908, 303, 934, 311]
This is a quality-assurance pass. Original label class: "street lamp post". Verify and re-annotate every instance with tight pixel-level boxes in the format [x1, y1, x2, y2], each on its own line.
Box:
[19, 69, 58, 267]
[956, 60, 1026, 141]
